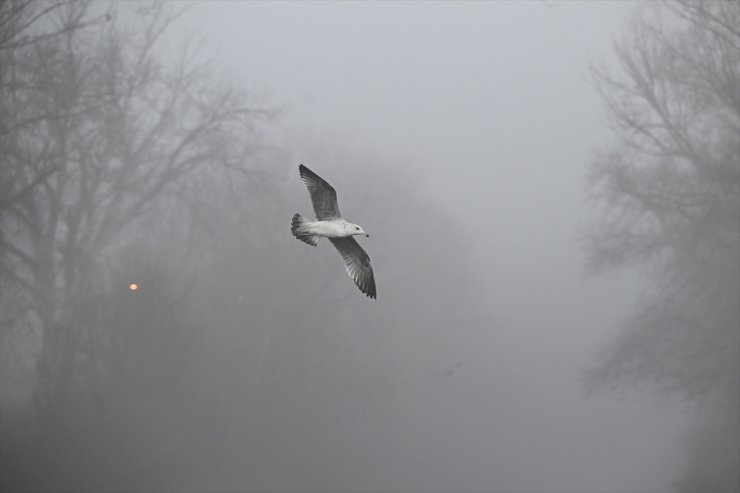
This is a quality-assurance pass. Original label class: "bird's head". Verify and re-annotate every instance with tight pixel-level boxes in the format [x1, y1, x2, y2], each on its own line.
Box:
[350, 223, 369, 237]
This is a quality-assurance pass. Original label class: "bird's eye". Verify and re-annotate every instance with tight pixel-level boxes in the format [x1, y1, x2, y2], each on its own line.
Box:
[355, 227, 360, 230]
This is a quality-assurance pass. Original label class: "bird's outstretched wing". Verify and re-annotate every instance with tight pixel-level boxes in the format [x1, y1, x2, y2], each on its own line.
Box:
[329, 237, 376, 299]
[299, 164, 341, 220]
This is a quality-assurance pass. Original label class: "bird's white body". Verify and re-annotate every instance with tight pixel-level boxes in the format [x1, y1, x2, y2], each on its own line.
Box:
[295, 219, 367, 238]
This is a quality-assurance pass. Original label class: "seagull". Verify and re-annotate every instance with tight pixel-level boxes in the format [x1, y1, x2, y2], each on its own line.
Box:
[291, 164, 377, 299]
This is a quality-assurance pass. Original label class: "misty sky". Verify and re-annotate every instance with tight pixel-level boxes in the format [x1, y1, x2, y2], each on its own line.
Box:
[173, 2, 692, 492]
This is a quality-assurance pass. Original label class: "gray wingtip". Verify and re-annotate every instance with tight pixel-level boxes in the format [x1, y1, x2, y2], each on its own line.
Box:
[360, 275, 377, 299]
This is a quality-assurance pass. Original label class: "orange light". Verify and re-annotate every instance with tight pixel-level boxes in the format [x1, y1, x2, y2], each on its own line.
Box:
[128, 282, 139, 291]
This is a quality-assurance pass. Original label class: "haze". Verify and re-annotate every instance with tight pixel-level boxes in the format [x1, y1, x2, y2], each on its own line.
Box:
[182, 3, 690, 490]
[2, 2, 708, 492]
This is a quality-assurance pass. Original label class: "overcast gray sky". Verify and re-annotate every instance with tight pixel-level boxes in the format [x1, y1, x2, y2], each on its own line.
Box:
[178, 2, 693, 491]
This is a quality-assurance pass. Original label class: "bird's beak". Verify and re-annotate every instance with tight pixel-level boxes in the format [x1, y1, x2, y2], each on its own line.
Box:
[366, 233, 370, 237]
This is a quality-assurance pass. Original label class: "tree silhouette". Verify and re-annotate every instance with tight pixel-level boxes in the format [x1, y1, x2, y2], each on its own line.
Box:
[0, 0, 267, 427]
[584, 2, 739, 491]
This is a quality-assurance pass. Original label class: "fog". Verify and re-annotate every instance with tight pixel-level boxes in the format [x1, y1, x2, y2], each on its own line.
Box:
[179, 3, 691, 490]
[3, 1, 714, 492]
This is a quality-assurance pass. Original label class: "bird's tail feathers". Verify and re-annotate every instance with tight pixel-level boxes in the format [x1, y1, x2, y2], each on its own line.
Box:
[291, 213, 319, 246]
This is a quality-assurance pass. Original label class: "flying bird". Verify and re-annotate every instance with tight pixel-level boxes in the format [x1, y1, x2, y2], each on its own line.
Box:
[436, 362, 462, 377]
[291, 164, 376, 299]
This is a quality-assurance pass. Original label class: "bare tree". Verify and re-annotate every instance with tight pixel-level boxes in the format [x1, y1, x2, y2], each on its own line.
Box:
[0, 1, 105, 53]
[0, 1, 269, 423]
[584, 1, 739, 491]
